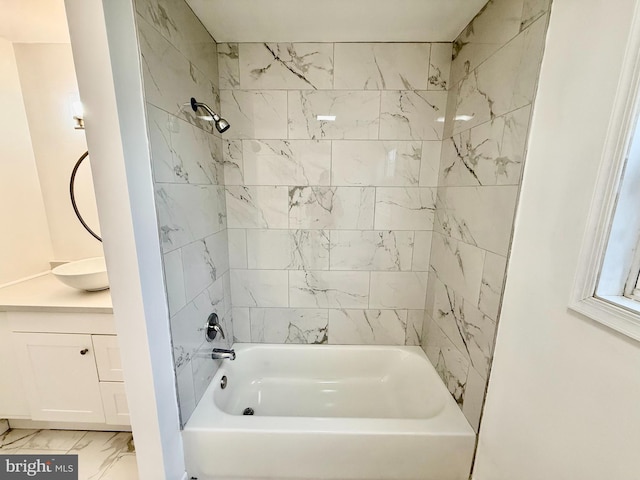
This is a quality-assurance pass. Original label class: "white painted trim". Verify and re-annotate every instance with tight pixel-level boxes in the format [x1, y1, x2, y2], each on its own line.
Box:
[8, 419, 131, 431]
[569, 0, 640, 342]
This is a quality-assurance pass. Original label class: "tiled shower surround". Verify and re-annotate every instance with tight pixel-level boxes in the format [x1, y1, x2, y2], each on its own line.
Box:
[219, 42, 452, 346]
[133, 0, 233, 424]
[132, 0, 551, 427]
[423, 0, 552, 430]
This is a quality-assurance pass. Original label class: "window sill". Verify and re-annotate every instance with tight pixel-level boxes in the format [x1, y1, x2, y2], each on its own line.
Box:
[569, 295, 640, 342]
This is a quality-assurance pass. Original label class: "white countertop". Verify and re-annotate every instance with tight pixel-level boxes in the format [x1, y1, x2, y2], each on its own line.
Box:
[0, 273, 113, 314]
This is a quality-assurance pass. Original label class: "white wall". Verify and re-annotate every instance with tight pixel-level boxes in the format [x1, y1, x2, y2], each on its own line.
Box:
[65, 0, 184, 478]
[0, 38, 53, 285]
[14, 43, 103, 262]
[473, 0, 640, 479]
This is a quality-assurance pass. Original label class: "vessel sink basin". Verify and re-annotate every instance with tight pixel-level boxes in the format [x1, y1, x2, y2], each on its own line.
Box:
[52, 257, 109, 292]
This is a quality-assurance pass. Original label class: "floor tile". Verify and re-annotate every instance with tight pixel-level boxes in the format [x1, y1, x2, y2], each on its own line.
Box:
[68, 432, 133, 480]
[0, 429, 40, 451]
[15, 448, 68, 455]
[99, 453, 138, 480]
[21, 430, 87, 451]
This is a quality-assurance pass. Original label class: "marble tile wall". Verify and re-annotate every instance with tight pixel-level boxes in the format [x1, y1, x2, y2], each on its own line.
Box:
[422, 0, 552, 431]
[134, 0, 233, 426]
[218, 42, 452, 347]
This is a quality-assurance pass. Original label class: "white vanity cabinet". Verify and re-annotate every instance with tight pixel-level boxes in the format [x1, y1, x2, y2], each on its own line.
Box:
[14, 332, 106, 423]
[6, 311, 130, 427]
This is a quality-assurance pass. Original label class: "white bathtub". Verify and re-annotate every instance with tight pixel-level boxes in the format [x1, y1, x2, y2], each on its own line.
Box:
[183, 344, 475, 480]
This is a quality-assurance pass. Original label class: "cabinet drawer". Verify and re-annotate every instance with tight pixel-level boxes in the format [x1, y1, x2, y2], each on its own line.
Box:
[92, 335, 123, 382]
[100, 382, 130, 425]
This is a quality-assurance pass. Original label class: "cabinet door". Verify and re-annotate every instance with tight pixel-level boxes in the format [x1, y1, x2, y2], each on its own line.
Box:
[100, 382, 130, 425]
[92, 335, 123, 382]
[13, 333, 105, 423]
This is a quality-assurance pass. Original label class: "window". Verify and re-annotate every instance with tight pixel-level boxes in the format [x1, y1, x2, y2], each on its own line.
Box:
[570, 17, 640, 341]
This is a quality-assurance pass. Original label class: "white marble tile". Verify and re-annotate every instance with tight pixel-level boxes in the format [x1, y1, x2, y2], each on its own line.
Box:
[225, 186, 288, 229]
[334, 43, 430, 90]
[462, 366, 487, 432]
[68, 431, 133, 480]
[191, 344, 219, 402]
[0, 430, 39, 452]
[452, 16, 547, 135]
[135, 0, 218, 83]
[442, 106, 530, 187]
[162, 249, 186, 316]
[288, 90, 381, 140]
[331, 141, 421, 187]
[230, 269, 289, 307]
[419, 141, 442, 187]
[137, 15, 216, 131]
[239, 43, 333, 90]
[369, 272, 428, 309]
[451, 0, 525, 85]
[431, 275, 496, 377]
[16, 449, 68, 455]
[170, 287, 225, 370]
[222, 139, 244, 185]
[328, 309, 407, 345]
[216, 185, 228, 230]
[170, 117, 222, 185]
[181, 230, 229, 302]
[424, 272, 437, 322]
[154, 184, 223, 252]
[227, 229, 247, 268]
[412, 231, 433, 271]
[218, 43, 240, 89]
[406, 310, 424, 346]
[424, 317, 470, 405]
[289, 271, 369, 308]
[247, 229, 329, 270]
[99, 453, 138, 480]
[20, 430, 86, 451]
[222, 270, 232, 314]
[176, 364, 196, 425]
[289, 186, 375, 230]
[220, 90, 288, 139]
[232, 307, 251, 342]
[250, 308, 329, 344]
[478, 251, 507, 320]
[147, 104, 174, 183]
[430, 232, 486, 306]
[374, 187, 436, 230]
[329, 231, 414, 271]
[435, 186, 518, 256]
[521, 0, 551, 30]
[428, 43, 452, 91]
[379, 91, 447, 140]
[243, 140, 331, 186]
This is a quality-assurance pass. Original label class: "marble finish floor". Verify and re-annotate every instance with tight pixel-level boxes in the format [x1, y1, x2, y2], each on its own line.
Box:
[0, 429, 137, 479]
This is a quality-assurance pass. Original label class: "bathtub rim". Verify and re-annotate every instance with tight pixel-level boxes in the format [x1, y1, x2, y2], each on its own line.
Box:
[183, 343, 475, 438]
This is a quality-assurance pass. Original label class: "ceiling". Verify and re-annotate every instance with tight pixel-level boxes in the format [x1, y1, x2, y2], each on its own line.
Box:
[0, 0, 70, 43]
[186, 0, 488, 43]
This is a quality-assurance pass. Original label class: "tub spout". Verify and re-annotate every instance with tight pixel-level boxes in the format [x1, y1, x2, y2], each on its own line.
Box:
[211, 348, 236, 361]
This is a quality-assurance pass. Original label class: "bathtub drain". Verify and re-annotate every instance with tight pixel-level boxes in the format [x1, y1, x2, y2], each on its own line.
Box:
[243, 407, 254, 415]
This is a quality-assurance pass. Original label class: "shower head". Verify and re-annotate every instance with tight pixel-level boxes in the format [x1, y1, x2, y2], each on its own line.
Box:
[190, 97, 231, 133]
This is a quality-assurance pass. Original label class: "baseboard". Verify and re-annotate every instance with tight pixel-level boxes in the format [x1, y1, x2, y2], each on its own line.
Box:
[0, 419, 9, 435]
[8, 419, 131, 432]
